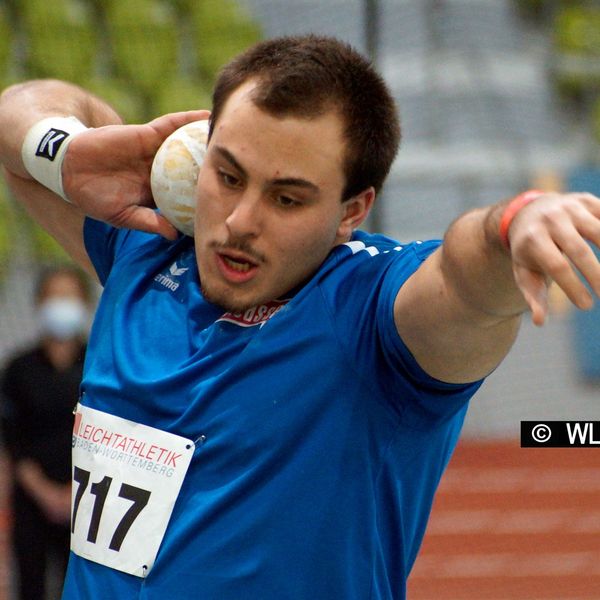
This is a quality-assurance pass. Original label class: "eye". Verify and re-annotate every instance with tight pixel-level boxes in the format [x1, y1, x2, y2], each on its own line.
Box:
[276, 195, 301, 208]
[218, 169, 241, 188]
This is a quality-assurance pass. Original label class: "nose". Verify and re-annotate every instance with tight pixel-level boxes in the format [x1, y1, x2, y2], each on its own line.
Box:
[225, 191, 262, 239]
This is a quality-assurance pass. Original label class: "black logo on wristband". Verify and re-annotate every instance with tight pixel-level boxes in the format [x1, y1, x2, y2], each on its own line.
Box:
[35, 128, 69, 161]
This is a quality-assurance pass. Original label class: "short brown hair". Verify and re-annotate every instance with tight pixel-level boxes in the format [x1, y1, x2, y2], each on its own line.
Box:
[210, 35, 401, 200]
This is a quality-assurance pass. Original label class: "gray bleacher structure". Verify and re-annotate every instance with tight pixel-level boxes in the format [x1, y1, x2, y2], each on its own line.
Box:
[0, 0, 598, 437]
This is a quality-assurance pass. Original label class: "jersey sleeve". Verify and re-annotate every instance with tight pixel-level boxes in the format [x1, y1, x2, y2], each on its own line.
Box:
[376, 242, 482, 424]
[83, 217, 161, 286]
[320, 239, 482, 426]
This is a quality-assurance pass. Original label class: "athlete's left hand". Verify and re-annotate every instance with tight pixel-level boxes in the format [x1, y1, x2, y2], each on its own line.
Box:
[506, 192, 600, 325]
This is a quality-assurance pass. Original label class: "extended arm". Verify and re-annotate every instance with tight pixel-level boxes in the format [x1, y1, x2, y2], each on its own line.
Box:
[0, 79, 209, 272]
[394, 192, 600, 383]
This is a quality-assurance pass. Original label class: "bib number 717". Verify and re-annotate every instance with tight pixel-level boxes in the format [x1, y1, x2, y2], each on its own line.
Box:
[71, 403, 195, 577]
[71, 466, 150, 551]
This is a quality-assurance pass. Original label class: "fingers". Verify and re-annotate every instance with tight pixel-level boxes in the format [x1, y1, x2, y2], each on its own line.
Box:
[111, 206, 179, 241]
[552, 224, 600, 305]
[152, 213, 180, 241]
[148, 110, 211, 139]
[519, 233, 593, 313]
[509, 193, 600, 319]
[576, 191, 600, 221]
[513, 264, 549, 326]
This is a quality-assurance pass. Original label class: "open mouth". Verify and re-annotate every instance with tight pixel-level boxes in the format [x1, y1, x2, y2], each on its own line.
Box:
[216, 250, 260, 283]
[222, 255, 253, 272]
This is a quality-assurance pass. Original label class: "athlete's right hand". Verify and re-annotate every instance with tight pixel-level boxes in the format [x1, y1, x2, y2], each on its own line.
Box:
[62, 110, 210, 240]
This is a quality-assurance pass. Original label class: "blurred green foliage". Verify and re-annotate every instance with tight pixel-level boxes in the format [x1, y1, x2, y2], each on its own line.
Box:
[554, 6, 600, 95]
[0, 183, 15, 280]
[552, 4, 600, 151]
[21, 0, 98, 82]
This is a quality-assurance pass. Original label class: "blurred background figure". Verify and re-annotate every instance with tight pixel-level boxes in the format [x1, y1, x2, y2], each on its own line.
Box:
[0, 266, 92, 600]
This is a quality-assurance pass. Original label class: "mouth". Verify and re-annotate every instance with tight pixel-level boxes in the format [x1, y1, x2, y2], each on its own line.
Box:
[216, 250, 260, 283]
[222, 255, 253, 272]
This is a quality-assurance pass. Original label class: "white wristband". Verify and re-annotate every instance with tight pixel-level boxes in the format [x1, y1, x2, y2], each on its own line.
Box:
[21, 116, 88, 202]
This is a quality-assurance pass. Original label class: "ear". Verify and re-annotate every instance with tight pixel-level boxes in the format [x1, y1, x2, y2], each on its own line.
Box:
[335, 187, 376, 242]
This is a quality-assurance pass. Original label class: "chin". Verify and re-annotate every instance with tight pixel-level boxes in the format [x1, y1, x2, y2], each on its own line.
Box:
[200, 284, 268, 314]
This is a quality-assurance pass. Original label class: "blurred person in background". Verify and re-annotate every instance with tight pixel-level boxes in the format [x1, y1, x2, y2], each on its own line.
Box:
[0, 265, 92, 600]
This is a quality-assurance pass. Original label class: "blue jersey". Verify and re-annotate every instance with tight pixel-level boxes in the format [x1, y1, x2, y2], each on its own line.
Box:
[62, 219, 482, 600]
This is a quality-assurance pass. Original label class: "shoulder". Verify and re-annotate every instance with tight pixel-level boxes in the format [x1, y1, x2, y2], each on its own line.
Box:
[316, 230, 441, 295]
[310, 230, 441, 346]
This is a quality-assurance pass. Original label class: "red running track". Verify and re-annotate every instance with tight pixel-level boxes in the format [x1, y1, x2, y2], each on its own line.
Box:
[408, 439, 600, 600]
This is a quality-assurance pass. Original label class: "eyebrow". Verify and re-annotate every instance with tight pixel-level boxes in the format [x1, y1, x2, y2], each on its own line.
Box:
[214, 145, 321, 193]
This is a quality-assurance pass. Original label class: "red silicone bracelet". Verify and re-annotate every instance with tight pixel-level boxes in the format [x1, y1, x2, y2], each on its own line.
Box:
[499, 190, 544, 249]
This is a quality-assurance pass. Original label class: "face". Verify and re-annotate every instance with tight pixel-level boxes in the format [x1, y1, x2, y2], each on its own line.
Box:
[195, 81, 374, 312]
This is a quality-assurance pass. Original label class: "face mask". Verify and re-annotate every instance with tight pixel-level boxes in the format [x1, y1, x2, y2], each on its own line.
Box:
[37, 297, 89, 341]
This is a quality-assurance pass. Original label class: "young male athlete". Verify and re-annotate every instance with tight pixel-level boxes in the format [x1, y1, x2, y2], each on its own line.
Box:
[1, 35, 599, 600]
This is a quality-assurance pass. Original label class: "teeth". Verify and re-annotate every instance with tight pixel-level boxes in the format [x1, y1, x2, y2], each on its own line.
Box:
[223, 256, 251, 272]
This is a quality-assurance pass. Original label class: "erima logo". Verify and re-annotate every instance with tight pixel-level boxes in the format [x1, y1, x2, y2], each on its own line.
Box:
[154, 262, 188, 292]
[35, 128, 69, 161]
[169, 263, 188, 276]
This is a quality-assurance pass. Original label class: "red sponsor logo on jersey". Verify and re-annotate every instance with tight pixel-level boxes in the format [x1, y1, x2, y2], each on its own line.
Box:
[217, 299, 288, 327]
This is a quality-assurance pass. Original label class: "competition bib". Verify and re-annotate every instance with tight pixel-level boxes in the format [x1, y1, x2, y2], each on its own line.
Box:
[71, 404, 195, 577]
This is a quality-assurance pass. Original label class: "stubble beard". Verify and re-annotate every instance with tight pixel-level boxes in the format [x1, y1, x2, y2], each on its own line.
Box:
[200, 277, 278, 314]
[200, 283, 253, 314]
